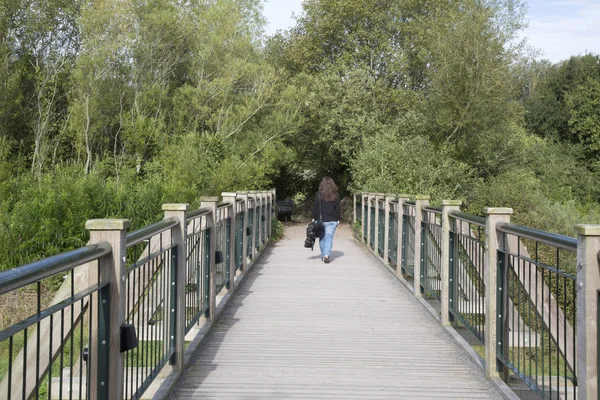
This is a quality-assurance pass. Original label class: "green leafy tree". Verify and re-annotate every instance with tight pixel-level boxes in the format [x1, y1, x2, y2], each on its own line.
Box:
[566, 77, 600, 157]
[68, 0, 133, 174]
[0, 0, 80, 174]
[425, 0, 526, 145]
[525, 54, 600, 141]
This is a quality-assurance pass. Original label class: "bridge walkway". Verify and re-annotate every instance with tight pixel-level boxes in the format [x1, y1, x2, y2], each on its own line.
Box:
[168, 224, 502, 399]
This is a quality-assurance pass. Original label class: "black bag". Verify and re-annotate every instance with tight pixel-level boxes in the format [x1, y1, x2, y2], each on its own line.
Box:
[304, 222, 317, 249]
[304, 193, 324, 250]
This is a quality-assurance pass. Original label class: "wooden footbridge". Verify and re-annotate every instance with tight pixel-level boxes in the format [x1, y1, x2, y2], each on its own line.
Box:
[1, 191, 599, 399]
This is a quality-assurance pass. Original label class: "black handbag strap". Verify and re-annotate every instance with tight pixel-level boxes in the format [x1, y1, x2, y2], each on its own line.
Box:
[319, 192, 322, 220]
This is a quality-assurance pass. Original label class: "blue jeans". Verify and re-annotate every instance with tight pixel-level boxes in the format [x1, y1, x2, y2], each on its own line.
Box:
[319, 221, 339, 258]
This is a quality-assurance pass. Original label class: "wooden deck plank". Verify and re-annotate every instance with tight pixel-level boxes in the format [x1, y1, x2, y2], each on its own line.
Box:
[169, 225, 502, 399]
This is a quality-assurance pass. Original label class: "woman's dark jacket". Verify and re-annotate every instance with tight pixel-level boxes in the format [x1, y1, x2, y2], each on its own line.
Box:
[311, 192, 341, 222]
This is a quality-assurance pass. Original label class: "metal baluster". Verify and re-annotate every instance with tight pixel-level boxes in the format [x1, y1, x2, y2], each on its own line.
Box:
[78, 298, 84, 400]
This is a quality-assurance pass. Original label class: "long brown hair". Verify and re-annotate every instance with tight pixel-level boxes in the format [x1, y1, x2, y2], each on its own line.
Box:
[319, 176, 339, 202]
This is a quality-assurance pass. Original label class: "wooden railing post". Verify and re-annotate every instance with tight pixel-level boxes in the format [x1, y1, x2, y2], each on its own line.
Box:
[162, 204, 188, 372]
[200, 197, 218, 322]
[221, 193, 237, 291]
[383, 194, 395, 265]
[396, 194, 411, 279]
[441, 200, 462, 326]
[86, 219, 130, 400]
[414, 195, 430, 297]
[575, 224, 600, 399]
[484, 207, 513, 379]
[367, 194, 375, 249]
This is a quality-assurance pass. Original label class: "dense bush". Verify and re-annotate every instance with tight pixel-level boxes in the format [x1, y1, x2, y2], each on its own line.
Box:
[351, 133, 477, 200]
[0, 165, 164, 271]
[270, 218, 285, 242]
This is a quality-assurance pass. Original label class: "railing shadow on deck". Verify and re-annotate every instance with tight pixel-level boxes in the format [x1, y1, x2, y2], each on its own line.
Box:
[0, 189, 275, 400]
[169, 268, 262, 393]
[355, 192, 599, 400]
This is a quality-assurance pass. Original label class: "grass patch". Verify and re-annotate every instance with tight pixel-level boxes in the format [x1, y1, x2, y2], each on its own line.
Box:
[470, 345, 573, 379]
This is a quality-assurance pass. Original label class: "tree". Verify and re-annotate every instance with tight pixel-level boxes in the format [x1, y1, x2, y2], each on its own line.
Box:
[0, 0, 80, 174]
[425, 0, 526, 145]
[266, 0, 528, 187]
[68, 0, 133, 174]
[525, 54, 600, 141]
[566, 77, 600, 157]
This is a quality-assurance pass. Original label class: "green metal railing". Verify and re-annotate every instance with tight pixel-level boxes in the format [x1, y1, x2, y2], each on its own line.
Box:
[255, 204, 260, 250]
[247, 205, 254, 260]
[421, 207, 442, 301]
[215, 205, 231, 294]
[185, 209, 211, 333]
[496, 223, 577, 399]
[369, 203, 375, 249]
[261, 204, 266, 246]
[362, 201, 367, 241]
[387, 201, 399, 268]
[266, 203, 271, 239]
[355, 192, 594, 398]
[235, 201, 244, 271]
[355, 197, 362, 223]
[377, 201, 385, 257]
[124, 218, 179, 400]
[0, 190, 274, 400]
[0, 244, 111, 400]
[448, 212, 486, 343]
[401, 202, 416, 277]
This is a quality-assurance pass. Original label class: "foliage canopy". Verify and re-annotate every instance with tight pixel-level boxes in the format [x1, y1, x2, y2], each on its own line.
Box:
[1, 0, 600, 272]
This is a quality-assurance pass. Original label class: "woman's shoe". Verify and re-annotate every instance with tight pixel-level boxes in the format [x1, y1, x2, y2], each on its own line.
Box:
[324, 256, 330, 264]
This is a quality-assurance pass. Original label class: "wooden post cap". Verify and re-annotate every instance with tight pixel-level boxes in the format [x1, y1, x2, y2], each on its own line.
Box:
[442, 200, 462, 206]
[484, 207, 513, 215]
[162, 204, 189, 211]
[574, 224, 600, 236]
[85, 219, 130, 230]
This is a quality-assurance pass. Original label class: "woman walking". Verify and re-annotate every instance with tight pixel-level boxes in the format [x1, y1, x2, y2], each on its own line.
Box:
[311, 177, 341, 263]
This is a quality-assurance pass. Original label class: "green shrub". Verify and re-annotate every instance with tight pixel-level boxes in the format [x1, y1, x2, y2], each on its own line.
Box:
[0, 165, 166, 273]
[351, 133, 477, 200]
[270, 217, 284, 242]
[352, 221, 362, 239]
